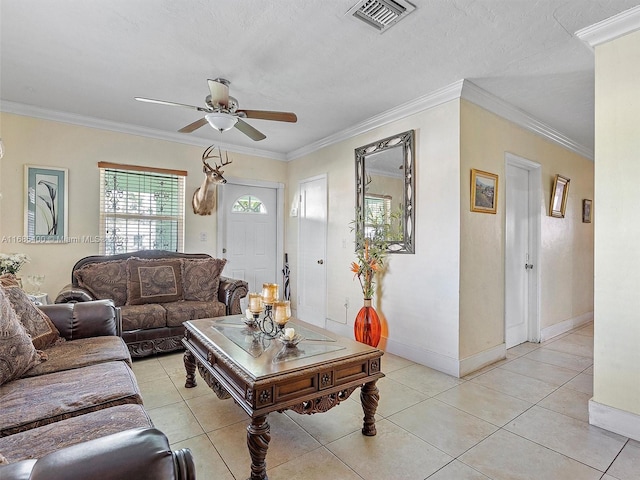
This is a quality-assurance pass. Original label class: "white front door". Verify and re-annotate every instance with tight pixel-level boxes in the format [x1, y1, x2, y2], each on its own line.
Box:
[505, 154, 541, 348]
[297, 175, 327, 328]
[218, 183, 278, 299]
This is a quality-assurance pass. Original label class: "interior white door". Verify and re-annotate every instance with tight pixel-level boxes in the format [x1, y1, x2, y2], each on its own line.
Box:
[297, 175, 327, 327]
[219, 183, 278, 298]
[505, 164, 530, 348]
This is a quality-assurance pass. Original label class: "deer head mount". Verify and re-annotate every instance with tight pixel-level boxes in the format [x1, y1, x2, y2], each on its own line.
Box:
[192, 145, 232, 216]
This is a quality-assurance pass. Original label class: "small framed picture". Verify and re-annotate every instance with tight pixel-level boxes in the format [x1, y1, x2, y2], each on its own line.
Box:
[582, 199, 592, 223]
[470, 169, 498, 214]
[549, 174, 570, 218]
[24, 165, 69, 242]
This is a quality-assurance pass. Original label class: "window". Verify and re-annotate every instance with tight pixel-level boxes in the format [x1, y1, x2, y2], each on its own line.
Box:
[98, 162, 186, 255]
[364, 194, 391, 238]
[232, 195, 267, 214]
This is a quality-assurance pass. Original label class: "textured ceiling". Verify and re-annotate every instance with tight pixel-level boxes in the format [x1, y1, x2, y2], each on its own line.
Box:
[1, 1, 638, 158]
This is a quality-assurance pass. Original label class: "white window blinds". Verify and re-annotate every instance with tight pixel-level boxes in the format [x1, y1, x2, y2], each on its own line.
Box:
[98, 163, 186, 255]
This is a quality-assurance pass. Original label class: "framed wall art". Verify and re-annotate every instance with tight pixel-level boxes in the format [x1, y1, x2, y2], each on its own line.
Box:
[24, 165, 68, 242]
[549, 174, 570, 218]
[470, 169, 498, 214]
[582, 199, 592, 223]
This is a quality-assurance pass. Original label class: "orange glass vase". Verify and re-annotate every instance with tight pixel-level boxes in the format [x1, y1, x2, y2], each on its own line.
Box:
[354, 298, 381, 347]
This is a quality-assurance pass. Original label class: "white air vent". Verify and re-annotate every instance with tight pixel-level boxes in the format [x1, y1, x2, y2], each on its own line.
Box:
[346, 0, 415, 33]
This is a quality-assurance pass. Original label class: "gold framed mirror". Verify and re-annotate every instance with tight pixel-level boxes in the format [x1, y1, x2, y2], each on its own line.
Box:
[355, 129, 415, 254]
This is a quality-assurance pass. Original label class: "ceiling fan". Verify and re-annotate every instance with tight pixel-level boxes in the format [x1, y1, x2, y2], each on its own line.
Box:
[135, 78, 297, 141]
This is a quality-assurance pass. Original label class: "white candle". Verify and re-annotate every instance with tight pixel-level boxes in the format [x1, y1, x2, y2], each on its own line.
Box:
[283, 327, 295, 341]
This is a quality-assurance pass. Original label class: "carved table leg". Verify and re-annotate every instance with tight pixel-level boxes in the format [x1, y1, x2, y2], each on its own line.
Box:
[184, 350, 197, 388]
[247, 415, 271, 480]
[360, 380, 380, 436]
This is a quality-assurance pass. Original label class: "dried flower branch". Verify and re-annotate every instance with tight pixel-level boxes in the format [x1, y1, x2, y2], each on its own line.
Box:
[350, 209, 392, 299]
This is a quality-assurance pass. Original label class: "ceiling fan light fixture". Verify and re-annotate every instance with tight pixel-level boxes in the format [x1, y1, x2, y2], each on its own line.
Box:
[205, 112, 238, 132]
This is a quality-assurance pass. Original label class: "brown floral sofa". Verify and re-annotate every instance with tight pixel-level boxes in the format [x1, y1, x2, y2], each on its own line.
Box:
[55, 250, 248, 358]
[0, 277, 194, 478]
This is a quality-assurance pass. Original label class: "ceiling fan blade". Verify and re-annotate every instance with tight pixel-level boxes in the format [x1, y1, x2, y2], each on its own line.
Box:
[208, 78, 229, 108]
[234, 118, 266, 141]
[178, 117, 208, 133]
[134, 97, 210, 112]
[237, 110, 297, 123]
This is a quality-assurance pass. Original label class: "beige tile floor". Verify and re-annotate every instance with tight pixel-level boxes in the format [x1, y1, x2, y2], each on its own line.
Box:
[132, 322, 639, 479]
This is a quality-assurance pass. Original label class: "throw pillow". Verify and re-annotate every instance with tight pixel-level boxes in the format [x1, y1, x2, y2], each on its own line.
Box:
[0, 273, 21, 288]
[126, 257, 183, 305]
[182, 258, 227, 302]
[1, 284, 61, 350]
[74, 260, 128, 307]
[0, 286, 42, 386]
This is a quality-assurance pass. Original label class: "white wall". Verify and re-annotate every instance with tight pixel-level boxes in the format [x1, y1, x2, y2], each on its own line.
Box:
[287, 100, 462, 374]
[0, 113, 287, 297]
[592, 29, 640, 430]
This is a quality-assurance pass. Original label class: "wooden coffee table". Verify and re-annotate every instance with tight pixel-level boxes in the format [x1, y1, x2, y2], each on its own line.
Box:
[182, 315, 384, 480]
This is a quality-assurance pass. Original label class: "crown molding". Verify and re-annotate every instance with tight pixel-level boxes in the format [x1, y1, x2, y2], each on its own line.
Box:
[575, 5, 640, 49]
[288, 78, 593, 161]
[286, 80, 464, 160]
[0, 100, 288, 161]
[461, 80, 594, 160]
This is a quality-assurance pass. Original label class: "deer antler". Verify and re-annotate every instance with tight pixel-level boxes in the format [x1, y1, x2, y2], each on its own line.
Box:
[201, 145, 232, 172]
[218, 150, 232, 168]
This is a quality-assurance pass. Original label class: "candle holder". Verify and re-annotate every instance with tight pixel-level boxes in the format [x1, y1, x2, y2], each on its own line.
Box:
[273, 300, 291, 330]
[246, 292, 264, 328]
[261, 283, 279, 305]
[256, 304, 281, 338]
[251, 283, 281, 338]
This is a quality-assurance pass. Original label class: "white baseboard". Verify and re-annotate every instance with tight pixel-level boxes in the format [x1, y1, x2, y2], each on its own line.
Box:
[589, 399, 640, 441]
[320, 322, 460, 376]
[384, 337, 460, 377]
[540, 312, 593, 342]
[321, 325, 504, 379]
[459, 343, 507, 377]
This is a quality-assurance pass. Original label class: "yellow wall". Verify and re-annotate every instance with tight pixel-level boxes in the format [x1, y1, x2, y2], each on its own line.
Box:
[459, 100, 594, 359]
[0, 113, 287, 297]
[593, 29, 640, 416]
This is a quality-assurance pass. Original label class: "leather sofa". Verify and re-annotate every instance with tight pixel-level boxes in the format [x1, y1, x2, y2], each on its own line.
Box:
[55, 250, 248, 357]
[0, 296, 194, 478]
[0, 428, 194, 480]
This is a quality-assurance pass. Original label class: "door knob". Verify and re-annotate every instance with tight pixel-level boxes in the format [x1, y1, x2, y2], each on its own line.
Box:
[317, 259, 324, 265]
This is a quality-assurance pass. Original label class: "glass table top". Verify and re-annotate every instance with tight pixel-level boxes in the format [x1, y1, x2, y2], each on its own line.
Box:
[187, 315, 380, 379]
[212, 315, 345, 363]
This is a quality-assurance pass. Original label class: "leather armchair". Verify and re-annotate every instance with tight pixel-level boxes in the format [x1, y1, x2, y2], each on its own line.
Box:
[40, 299, 122, 338]
[0, 428, 195, 480]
